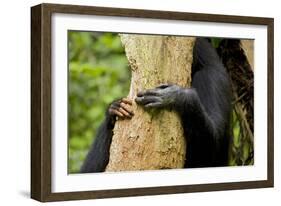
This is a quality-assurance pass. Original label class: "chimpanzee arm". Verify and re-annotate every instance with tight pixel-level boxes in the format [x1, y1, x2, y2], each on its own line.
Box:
[80, 98, 133, 173]
[179, 67, 231, 167]
[185, 38, 232, 167]
[136, 38, 232, 168]
[80, 113, 115, 173]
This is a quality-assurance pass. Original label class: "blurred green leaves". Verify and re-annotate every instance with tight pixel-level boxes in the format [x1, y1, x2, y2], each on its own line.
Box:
[68, 31, 130, 173]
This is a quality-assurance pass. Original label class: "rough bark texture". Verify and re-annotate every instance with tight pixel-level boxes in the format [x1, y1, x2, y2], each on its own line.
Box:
[241, 40, 254, 70]
[106, 35, 195, 172]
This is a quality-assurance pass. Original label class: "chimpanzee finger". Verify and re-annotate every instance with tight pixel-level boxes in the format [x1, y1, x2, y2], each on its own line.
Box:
[144, 102, 163, 109]
[135, 96, 161, 105]
[156, 83, 172, 89]
[109, 108, 124, 118]
[109, 104, 120, 111]
[137, 89, 161, 97]
[120, 102, 134, 115]
[121, 97, 133, 105]
[118, 107, 132, 118]
[111, 100, 121, 108]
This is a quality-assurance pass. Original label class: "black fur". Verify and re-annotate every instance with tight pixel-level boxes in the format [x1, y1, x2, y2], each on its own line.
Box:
[80, 38, 232, 173]
[80, 109, 115, 172]
[181, 38, 232, 167]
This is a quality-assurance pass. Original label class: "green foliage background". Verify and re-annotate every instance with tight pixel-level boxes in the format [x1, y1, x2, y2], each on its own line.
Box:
[68, 32, 253, 173]
[68, 31, 130, 173]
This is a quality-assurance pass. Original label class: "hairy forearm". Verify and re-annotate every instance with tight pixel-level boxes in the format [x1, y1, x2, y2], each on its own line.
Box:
[174, 88, 215, 135]
[175, 88, 219, 167]
[80, 116, 114, 173]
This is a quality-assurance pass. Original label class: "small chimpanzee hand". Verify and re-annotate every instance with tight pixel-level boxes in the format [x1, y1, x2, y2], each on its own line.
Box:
[108, 97, 134, 119]
[135, 84, 182, 109]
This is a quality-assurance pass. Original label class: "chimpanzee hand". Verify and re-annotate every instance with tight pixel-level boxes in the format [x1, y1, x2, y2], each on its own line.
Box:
[135, 84, 182, 109]
[108, 97, 134, 119]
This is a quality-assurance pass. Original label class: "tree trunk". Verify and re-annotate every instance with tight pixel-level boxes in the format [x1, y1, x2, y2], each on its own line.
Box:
[241, 40, 254, 70]
[106, 34, 195, 172]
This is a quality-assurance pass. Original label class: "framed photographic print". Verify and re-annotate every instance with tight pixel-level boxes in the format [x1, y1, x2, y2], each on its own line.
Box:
[31, 3, 274, 202]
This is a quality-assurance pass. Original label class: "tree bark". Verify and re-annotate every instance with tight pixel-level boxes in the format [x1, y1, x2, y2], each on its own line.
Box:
[106, 34, 195, 172]
[241, 40, 254, 70]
